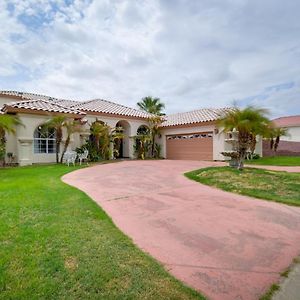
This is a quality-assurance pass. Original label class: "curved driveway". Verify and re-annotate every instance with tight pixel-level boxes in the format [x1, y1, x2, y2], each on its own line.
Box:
[63, 160, 300, 300]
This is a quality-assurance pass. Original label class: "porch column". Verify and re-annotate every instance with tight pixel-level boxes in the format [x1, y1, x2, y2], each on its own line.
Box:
[128, 137, 135, 159]
[109, 141, 114, 160]
[18, 138, 33, 166]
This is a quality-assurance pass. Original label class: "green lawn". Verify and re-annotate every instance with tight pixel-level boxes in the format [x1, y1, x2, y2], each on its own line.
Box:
[185, 167, 300, 206]
[0, 164, 204, 300]
[246, 156, 300, 166]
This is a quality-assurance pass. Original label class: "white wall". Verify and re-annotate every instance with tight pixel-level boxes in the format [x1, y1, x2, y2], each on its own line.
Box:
[3, 111, 150, 165]
[281, 126, 300, 142]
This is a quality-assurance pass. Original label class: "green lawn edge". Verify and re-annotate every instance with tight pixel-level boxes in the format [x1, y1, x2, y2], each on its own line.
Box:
[245, 156, 300, 166]
[184, 166, 300, 207]
[0, 164, 205, 300]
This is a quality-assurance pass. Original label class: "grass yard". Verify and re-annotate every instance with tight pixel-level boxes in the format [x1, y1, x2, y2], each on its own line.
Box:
[185, 167, 300, 206]
[246, 156, 300, 166]
[0, 164, 204, 300]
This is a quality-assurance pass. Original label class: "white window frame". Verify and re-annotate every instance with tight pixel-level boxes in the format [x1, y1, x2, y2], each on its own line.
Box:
[34, 126, 57, 154]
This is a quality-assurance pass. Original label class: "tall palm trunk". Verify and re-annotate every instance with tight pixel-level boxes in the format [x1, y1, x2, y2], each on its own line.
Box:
[60, 135, 70, 163]
[237, 133, 251, 170]
[151, 132, 155, 157]
[274, 135, 280, 152]
[55, 129, 62, 163]
[0, 129, 5, 167]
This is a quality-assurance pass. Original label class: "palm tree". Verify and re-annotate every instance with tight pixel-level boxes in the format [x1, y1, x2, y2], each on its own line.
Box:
[0, 114, 23, 166]
[110, 126, 125, 159]
[218, 106, 271, 169]
[90, 120, 106, 153]
[44, 116, 66, 163]
[148, 115, 163, 157]
[60, 120, 82, 163]
[268, 127, 287, 154]
[89, 121, 125, 159]
[137, 96, 165, 116]
[133, 133, 151, 160]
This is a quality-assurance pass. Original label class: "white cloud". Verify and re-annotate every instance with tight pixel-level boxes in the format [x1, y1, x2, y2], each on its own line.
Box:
[0, 0, 299, 117]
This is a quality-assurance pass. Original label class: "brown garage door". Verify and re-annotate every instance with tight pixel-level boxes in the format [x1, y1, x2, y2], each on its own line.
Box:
[166, 132, 213, 160]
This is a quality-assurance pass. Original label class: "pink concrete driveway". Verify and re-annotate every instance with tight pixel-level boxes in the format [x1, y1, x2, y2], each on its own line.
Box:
[63, 160, 300, 300]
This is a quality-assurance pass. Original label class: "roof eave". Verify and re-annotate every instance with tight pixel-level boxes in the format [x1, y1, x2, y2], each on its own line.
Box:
[3, 106, 86, 118]
[160, 120, 216, 128]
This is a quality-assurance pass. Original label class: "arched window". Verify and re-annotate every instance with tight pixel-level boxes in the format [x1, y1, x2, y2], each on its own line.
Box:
[34, 125, 56, 154]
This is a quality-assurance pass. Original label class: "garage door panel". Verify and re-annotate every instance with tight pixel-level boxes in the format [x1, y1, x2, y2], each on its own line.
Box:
[166, 133, 213, 160]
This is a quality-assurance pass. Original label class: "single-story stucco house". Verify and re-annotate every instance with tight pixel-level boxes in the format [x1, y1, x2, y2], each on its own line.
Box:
[263, 115, 300, 156]
[0, 90, 262, 166]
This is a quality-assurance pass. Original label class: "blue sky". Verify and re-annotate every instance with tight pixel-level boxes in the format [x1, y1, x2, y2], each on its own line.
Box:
[0, 0, 299, 117]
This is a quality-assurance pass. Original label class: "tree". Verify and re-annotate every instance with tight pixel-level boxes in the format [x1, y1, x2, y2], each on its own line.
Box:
[137, 96, 165, 116]
[148, 115, 163, 157]
[133, 133, 151, 160]
[218, 106, 271, 169]
[90, 120, 106, 153]
[0, 114, 23, 166]
[60, 120, 82, 163]
[110, 126, 125, 159]
[268, 127, 287, 154]
[88, 120, 125, 160]
[133, 125, 151, 159]
[44, 116, 66, 163]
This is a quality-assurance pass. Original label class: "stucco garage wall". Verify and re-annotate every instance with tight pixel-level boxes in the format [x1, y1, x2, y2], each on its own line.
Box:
[159, 123, 226, 161]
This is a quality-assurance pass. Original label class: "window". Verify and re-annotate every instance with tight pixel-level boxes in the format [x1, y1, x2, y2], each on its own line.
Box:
[166, 132, 213, 140]
[34, 125, 56, 154]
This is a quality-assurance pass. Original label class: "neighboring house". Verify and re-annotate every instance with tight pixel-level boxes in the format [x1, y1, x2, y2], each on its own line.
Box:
[0, 90, 262, 165]
[263, 115, 300, 156]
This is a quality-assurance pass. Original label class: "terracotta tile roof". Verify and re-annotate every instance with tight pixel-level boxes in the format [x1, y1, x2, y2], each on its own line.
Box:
[3, 99, 86, 116]
[71, 99, 152, 118]
[0, 91, 151, 119]
[161, 108, 231, 127]
[0, 90, 81, 103]
[53, 99, 83, 107]
[272, 115, 300, 128]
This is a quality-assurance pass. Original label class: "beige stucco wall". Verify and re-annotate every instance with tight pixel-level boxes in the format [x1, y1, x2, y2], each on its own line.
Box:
[3, 110, 150, 165]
